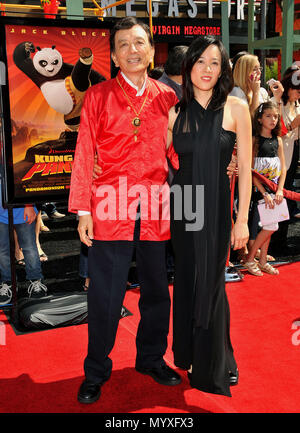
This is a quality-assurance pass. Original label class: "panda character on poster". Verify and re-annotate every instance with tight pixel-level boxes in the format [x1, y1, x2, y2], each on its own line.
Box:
[13, 41, 105, 131]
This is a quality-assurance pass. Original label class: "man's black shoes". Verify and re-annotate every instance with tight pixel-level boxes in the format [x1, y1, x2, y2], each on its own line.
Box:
[77, 380, 101, 404]
[135, 364, 182, 386]
[78, 365, 181, 403]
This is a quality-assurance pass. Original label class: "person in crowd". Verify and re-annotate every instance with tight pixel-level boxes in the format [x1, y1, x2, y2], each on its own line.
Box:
[13, 210, 49, 266]
[230, 53, 269, 116]
[266, 66, 300, 253]
[167, 35, 252, 397]
[270, 67, 300, 220]
[78, 241, 89, 291]
[230, 50, 249, 74]
[68, 17, 182, 405]
[282, 63, 300, 80]
[38, 211, 50, 233]
[159, 45, 188, 100]
[35, 201, 66, 263]
[41, 202, 65, 220]
[35, 211, 48, 261]
[158, 46, 188, 278]
[245, 102, 286, 276]
[0, 174, 48, 304]
[230, 53, 273, 264]
[14, 229, 25, 265]
[148, 66, 164, 80]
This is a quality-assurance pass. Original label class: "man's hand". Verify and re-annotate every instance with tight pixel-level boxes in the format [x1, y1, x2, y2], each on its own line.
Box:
[24, 205, 37, 224]
[93, 155, 103, 180]
[227, 154, 238, 179]
[78, 214, 94, 247]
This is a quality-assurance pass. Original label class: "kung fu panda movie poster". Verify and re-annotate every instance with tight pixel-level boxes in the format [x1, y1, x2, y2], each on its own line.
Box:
[4, 23, 111, 202]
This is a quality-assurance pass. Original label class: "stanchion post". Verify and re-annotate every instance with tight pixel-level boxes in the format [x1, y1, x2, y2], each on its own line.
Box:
[281, 0, 294, 76]
[148, 0, 154, 70]
[221, 0, 229, 54]
[66, 0, 84, 20]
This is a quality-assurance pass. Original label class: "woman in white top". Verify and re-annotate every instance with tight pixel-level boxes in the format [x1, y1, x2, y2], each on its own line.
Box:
[230, 54, 269, 116]
[230, 53, 270, 263]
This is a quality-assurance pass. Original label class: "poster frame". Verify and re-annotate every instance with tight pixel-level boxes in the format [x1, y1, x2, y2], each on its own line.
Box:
[0, 16, 114, 206]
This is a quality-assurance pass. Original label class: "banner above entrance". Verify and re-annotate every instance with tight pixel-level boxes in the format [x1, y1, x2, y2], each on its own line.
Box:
[151, 18, 221, 41]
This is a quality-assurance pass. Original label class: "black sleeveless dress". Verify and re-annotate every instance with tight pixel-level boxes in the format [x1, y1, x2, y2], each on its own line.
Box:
[171, 99, 237, 397]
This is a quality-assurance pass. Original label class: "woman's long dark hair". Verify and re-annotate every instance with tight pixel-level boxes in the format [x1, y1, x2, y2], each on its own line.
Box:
[281, 66, 300, 106]
[177, 36, 233, 112]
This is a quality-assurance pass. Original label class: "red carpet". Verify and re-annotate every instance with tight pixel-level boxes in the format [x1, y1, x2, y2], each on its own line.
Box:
[0, 262, 300, 413]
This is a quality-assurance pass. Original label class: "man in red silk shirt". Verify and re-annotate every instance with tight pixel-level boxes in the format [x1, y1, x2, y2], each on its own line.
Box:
[69, 17, 181, 404]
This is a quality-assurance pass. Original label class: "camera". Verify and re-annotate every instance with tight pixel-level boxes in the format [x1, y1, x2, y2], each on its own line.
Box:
[267, 78, 278, 89]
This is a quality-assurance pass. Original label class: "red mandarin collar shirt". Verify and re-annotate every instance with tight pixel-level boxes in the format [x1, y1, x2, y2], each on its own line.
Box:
[68, 71, 178, 241]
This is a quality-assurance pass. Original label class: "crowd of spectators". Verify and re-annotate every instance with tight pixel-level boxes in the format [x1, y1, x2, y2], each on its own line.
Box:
[229, 52, 300, 269]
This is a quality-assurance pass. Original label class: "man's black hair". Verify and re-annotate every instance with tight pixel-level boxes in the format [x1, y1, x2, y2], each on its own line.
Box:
[164, 46, 188, 77]
[110, 17, 154, 52]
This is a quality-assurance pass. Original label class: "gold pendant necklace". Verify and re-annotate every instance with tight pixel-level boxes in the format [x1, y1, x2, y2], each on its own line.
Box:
[116, 76, 150, 142]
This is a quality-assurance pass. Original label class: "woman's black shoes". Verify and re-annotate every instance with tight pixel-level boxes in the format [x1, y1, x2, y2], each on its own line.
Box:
[187, 370, 239, 386]
[229, 369, 239, 386]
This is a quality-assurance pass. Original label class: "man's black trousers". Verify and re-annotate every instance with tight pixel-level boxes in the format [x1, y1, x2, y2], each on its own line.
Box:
[84, 223, 170, 384]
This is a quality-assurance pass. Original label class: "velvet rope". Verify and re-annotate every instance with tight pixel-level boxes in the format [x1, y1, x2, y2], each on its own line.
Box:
[252, 169, 300, 202]
[226, 167, 299, 265]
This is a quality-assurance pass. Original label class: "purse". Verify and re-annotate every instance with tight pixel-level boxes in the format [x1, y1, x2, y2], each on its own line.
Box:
[257, 194, 290, 226]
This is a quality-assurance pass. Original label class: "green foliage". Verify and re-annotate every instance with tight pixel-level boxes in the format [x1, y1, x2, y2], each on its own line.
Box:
[265, 62, 278, 82]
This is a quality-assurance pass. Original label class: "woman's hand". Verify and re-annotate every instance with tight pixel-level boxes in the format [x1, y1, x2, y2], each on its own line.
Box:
[269, 80, 284, 102]
[274, 189, 284, 205]
[264, 193, 275, 209]
[231, 221, 249, 251]
[291, 114, 300, 129]
[249, 73, 261, 94]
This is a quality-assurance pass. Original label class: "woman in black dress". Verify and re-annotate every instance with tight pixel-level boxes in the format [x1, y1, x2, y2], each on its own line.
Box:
[167, 36, 252, 397]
